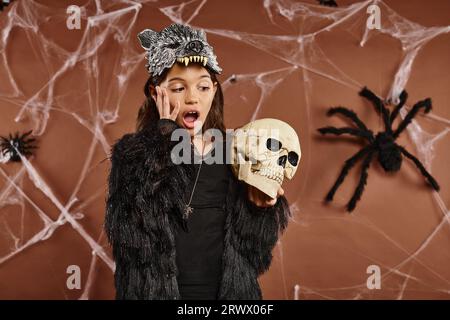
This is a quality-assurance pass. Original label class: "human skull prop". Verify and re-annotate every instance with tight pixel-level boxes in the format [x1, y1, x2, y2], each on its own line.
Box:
[231, 118, 301, 199]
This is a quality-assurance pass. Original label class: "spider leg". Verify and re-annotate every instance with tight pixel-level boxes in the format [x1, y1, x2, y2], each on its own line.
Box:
[393, 98, 432, 139]
[359, 87, 392, 134]
[317, 126, 373, 142]
[397, 145, 440, 191]
[347, 150, 375, 212]
[326, 107, 371, 132]
[325, 145, 372, 202]
[389, 90, 408, 124]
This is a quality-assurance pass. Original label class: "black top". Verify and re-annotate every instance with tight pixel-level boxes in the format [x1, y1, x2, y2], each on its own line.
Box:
[175, 143, 230, 300]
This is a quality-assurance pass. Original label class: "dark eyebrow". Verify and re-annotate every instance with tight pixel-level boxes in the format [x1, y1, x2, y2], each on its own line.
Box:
[168, 75, 211, 82]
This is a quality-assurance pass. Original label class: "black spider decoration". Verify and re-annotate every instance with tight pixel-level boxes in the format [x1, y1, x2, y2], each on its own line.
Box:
[0, 130, 38, 162]
[318, 0, 338, 7]
[317, 87, 440, 212]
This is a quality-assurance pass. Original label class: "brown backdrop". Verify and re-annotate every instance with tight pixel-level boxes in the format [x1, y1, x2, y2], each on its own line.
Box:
[0, 0, 449, 299]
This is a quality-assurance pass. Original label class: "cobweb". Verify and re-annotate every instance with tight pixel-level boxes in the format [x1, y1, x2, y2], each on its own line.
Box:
[0, 0, 449, 299]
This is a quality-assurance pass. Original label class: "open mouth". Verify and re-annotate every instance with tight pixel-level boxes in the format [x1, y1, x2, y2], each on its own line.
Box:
[182, 110, 200, 129]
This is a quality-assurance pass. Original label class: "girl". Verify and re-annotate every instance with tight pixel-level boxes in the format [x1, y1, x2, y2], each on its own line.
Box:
[104, 23, 291, 300]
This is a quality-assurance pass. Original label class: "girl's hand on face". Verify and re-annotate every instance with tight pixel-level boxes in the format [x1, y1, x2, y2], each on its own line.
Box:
[153, 86, 180, 121]
[247, 184, 284, 208]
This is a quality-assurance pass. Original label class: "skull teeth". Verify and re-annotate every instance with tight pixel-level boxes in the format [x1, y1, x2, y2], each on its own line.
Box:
[176, 56, 208, 67]
[255, 168, 283, 184]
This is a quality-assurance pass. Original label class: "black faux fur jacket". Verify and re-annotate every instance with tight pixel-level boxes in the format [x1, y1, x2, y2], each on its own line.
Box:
[104, 118, 291, 300]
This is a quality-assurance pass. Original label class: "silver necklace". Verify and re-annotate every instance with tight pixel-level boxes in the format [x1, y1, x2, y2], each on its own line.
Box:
[183, 141, 205, 220]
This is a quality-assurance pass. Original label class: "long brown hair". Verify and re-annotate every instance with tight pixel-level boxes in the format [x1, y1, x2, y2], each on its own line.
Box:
[136, 66, 225, 135]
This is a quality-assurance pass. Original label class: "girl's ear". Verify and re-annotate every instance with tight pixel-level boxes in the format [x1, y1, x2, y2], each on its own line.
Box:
[149, 85, 157, 101]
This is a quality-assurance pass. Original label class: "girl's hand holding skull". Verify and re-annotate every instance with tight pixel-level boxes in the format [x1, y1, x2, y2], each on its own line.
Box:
[247, 184, 284, 208]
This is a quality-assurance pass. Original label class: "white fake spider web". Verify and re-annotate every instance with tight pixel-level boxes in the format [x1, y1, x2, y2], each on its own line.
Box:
[0, 0, 449, 299]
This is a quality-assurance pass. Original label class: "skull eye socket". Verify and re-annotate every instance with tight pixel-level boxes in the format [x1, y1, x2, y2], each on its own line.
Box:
[266, 138, 282, 152]
[288, 152, 299, 166]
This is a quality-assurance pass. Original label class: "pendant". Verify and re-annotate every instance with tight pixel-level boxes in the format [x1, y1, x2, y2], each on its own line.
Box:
[183, 205, 193, 219]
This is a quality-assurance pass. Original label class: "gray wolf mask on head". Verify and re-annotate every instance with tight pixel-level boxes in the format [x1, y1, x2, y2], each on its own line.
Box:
[137, 23, 222, 83]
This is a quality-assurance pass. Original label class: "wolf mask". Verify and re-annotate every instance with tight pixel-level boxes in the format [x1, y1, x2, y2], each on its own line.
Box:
[137, 23, 222, 82]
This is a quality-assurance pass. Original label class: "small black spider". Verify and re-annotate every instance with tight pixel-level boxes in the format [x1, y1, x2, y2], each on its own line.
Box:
[0, 130, 38, 162]
[318, 0, 338, 7]
[317, 87, 440, 212]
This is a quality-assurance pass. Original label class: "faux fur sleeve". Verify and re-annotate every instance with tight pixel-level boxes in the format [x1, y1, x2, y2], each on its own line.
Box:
[104, 119, 182, 248]
[104, 132, 147, 299]
[104, 132, 139, 250]
[104, 119, 193, 299]
[232, 181, 291, 276]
